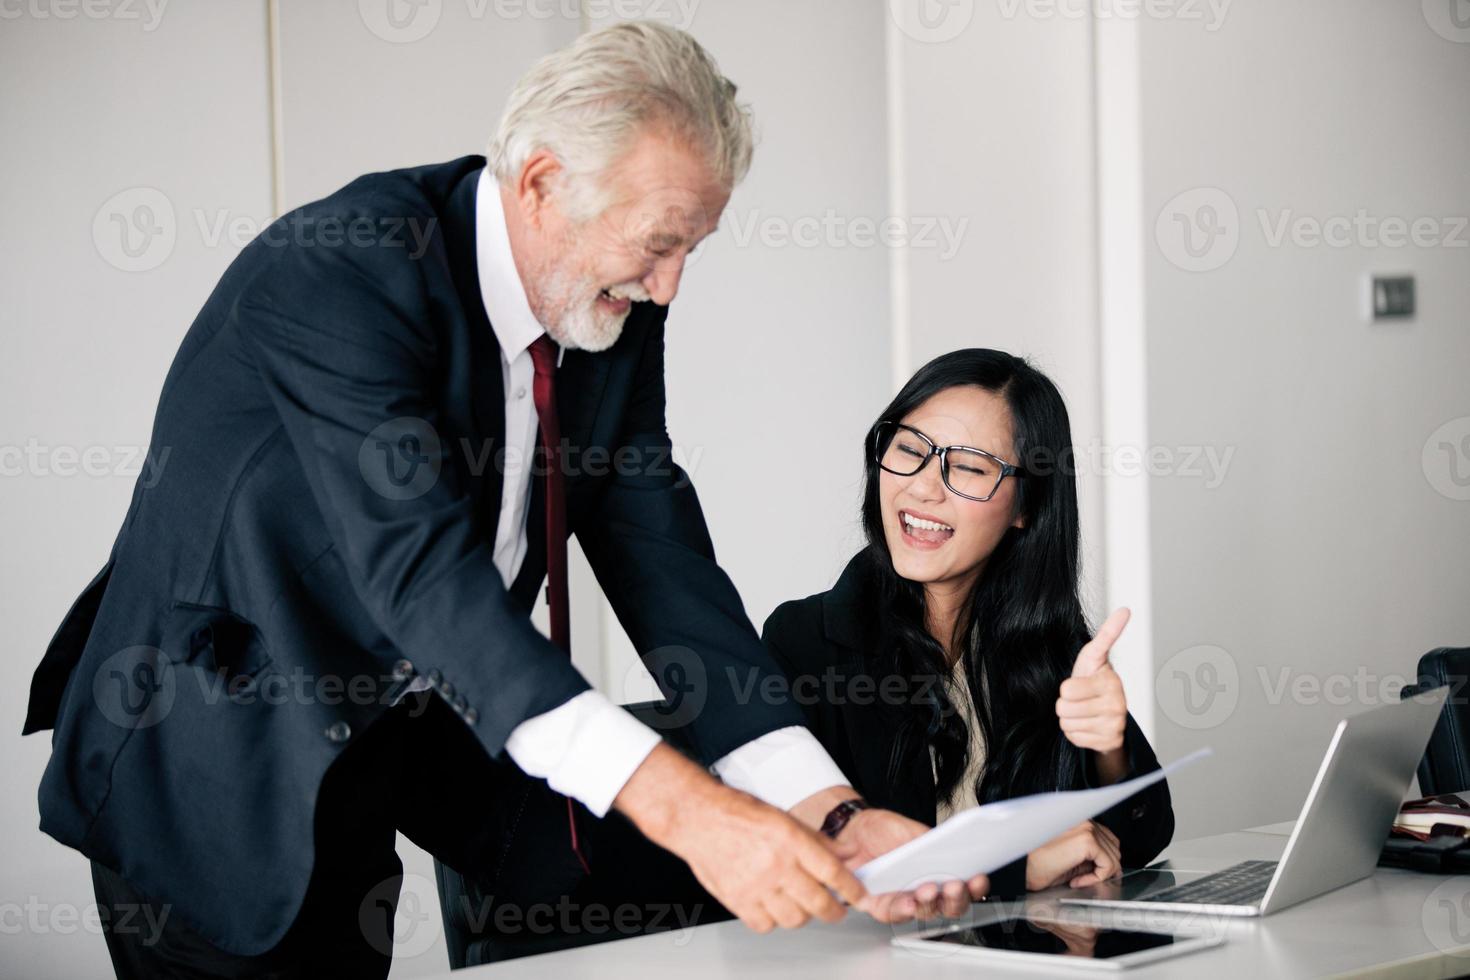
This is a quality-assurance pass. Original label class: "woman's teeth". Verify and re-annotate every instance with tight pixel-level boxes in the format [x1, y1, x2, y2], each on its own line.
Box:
[903, 512, 953, 533]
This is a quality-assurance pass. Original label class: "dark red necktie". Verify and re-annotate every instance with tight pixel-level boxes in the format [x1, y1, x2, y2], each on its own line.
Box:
[527, 335, 588, 874]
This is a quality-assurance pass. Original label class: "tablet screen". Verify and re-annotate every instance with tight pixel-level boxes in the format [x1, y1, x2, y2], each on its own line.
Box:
[923, 916, 1179, 959]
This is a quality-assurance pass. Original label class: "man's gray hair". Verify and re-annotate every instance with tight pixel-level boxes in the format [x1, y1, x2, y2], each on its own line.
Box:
[487, 21, 754, 217]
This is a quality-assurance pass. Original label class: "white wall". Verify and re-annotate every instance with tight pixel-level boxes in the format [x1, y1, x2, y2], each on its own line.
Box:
[1134, 0, 1470, 837]
[888, 0, 1114, 681]
[585, 0, 894, 703]
[1, 7, 274, 978]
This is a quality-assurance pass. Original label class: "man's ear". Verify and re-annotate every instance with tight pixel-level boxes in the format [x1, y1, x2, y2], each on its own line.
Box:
[513, 149, 564, 229]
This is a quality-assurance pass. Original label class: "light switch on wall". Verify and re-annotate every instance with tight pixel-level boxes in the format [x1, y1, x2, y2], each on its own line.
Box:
[1364, 274, 1416, 321]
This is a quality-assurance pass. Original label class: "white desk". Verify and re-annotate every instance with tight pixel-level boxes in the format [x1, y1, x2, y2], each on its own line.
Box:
[434, 825, 1470, 979]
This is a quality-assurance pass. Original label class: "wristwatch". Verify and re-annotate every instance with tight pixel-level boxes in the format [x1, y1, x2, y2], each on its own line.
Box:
[819, 798, 870, 839]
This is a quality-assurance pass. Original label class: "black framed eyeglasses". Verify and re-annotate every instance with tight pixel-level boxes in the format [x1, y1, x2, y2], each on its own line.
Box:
[872, 421, 1020, 502]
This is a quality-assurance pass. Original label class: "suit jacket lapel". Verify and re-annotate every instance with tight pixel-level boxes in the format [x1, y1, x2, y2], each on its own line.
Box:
[442, 167, 508, 533]
[555, 347, 613, 459]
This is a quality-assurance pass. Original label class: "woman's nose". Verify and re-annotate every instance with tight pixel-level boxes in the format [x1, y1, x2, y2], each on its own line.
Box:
[908, 456, 948, 501]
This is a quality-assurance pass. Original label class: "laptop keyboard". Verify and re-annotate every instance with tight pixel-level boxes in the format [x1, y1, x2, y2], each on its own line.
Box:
[1136, 860, 1278, 907]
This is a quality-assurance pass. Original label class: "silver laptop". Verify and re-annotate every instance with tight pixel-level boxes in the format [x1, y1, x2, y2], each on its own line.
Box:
[1062, 684, 1449, 917]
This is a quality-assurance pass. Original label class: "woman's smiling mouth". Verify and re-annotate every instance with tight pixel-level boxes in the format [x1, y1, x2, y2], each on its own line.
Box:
[899, 509, 954, 549]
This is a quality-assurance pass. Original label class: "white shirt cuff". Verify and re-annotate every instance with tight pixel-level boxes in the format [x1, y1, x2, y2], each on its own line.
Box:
[503, 690, 661, 818]
[711, 726, 851, 811]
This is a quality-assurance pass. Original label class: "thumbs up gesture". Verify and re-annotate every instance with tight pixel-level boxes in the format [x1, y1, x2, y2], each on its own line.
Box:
[1056, 608, 1131, 756]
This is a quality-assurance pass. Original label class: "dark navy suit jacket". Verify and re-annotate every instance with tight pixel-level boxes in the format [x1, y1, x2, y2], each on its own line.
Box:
[23, 155, 804, 955]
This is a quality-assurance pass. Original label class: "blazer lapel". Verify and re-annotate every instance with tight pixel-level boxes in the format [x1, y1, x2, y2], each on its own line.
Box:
[554, 346, 613, 460]
[442, 167, 507, 530]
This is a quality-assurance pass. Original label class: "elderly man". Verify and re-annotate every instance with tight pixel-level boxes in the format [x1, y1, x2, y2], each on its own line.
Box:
[24, 22, 984, 978]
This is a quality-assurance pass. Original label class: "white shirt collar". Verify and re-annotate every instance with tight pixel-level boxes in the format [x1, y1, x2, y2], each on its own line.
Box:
[475, 167, 548, 362]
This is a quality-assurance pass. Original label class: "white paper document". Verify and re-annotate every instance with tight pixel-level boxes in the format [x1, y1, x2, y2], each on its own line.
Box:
[855, 748, 1212, 894]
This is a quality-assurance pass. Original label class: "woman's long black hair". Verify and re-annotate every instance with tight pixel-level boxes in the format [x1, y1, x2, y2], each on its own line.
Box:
[859, 348, 1091, 807]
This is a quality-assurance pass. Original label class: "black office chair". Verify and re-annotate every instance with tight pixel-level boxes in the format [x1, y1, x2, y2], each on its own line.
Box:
[1402, 647, 1470, 796]
[435, 699, 729, 968]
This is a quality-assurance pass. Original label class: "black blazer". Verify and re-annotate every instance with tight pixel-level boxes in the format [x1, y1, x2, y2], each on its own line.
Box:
[23, 156, 807, 956]
[760, 552, 1174, 897]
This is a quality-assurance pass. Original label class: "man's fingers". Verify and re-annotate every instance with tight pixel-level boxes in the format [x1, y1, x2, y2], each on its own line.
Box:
[966, 874, 990, 901]
[796, 837, 867, 907]
[782, 872, 847, 924]
[738, 906, 776, 934]
[764, 891, 810, 930]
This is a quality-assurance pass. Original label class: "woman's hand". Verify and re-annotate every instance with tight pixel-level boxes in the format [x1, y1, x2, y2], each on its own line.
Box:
[831, 809, 989, 922]
[1057, 608, 1131, 781]
[1024, 820, 1123, 890]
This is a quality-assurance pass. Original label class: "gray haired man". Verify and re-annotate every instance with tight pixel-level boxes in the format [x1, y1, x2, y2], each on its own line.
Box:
[27, 22, 985, 978]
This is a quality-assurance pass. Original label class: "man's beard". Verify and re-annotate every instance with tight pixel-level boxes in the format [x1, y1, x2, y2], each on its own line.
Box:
[534, 263, 650, 353]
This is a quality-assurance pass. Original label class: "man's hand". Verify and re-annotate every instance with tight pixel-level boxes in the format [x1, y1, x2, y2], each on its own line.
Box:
[791, 787, 987, 923]
[1025, 820, 1122, 891]
[1058, 607, 1131, 783]
[614, 744, 867, 932]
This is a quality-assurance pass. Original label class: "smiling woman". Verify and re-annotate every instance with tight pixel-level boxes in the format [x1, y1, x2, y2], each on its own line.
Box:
[761, 348, 1176, 901]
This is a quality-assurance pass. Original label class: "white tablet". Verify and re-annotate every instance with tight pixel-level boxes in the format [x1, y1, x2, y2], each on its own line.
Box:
[891, 915, 1224, 971]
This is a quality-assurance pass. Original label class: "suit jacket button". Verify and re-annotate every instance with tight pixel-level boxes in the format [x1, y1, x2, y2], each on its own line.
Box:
[438, 680, 455, 699]
[463, 707, 478, 726]
[325, 721, 352, 743]
[452, 695, 467, 714]
[391, 659, 415, 681]
[428, 669, 443, 685]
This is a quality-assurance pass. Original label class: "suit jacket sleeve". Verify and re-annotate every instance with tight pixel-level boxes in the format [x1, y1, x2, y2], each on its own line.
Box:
[236, 225, 589, 758]
[574, 321, 809, 766]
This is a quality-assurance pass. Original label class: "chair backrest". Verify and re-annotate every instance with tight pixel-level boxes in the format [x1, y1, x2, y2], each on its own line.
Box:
[1402, 647, 1470, 797]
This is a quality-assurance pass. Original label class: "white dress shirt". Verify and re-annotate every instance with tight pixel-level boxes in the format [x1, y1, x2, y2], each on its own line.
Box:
[467, 169, 849, 819]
